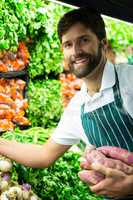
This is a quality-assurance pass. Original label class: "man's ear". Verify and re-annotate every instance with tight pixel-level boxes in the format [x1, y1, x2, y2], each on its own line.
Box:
[101, 38, 108, 50]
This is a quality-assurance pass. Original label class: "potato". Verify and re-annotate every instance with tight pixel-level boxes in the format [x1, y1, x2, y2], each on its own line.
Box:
[97, 146, 133, 166]
[79, 146, 133, 185]
[78, 170, 104, 185]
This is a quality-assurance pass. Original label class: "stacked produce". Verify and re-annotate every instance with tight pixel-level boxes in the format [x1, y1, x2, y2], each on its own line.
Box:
[59, 73, 83, 107]
[0, 155, 39, 200]
[0, 42, 29, 72]
[79, 146, 133, 185]
[0, 78, 30, 132]
[0, 40, 31, 132]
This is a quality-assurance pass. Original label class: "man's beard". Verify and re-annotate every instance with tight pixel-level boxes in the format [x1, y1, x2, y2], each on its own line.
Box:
[69, 44, 102, 78]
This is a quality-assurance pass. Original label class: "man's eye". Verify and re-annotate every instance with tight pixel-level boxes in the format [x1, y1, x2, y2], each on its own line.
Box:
[81, 37, 90, 43]
[64, 43, 72, 49]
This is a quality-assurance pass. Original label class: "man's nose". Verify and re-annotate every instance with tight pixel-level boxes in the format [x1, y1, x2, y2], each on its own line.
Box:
[72, 42, 82, 56]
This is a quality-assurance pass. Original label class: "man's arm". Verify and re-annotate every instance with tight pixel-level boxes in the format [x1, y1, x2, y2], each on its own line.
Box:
[0, 137, 71, 168]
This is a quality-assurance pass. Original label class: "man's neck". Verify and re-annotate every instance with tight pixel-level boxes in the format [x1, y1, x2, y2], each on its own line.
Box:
[84, 56, 107, 97]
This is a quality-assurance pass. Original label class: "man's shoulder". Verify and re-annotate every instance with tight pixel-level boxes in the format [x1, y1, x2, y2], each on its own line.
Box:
[115, 63, 133, 90]
[116, 63, 133, 73]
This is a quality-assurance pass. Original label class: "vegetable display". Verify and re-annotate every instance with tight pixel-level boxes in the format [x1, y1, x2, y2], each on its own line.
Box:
[59, 73, 83, 107]
[1, 129, 102, 200]
[0, 78, 30, 132]
[13, 152, 102, 200]
[0, 42, 29, 72]
[27, 79, 63, 128]
[0, 155, 40, 199]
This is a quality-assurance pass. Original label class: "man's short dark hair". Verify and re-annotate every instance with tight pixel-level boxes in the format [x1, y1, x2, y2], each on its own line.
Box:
[57, 7, 106, 42]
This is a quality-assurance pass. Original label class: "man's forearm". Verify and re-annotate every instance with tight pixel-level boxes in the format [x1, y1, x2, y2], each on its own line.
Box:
[0, 138, 70, 168]
[0, 138, 48, 168]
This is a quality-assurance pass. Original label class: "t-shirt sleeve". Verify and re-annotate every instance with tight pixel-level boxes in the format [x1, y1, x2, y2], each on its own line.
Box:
[51, 91, 88, 145]
[117, 63, 133, 95]
[117, 63, 133, 118]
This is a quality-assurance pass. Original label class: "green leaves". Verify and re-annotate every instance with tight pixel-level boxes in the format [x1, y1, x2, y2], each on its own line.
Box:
[105, 17, 133, 52]
[0, 0, 47, 50]
[27, 79, 63, 128]
[13, 152, 102, 200]
[2, 127, 53, 144]
[28, 34, 63, 78]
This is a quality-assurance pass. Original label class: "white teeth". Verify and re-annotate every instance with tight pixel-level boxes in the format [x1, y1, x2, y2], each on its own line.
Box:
[75, 58, 87, 64]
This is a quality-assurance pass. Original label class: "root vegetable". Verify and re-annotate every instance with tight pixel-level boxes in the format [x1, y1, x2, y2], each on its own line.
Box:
[0, 160, 12, 172]
[22, 190, 30, 200]
[22, 183, 31, 191]
[0, 173, 10, 192]
[78, 170, 104, 185]
[22, 183, 31, 200]
[0, 191, 9, 200]
[0, 181, 9, 192]
[2, 174, 10, 182]
[97, 146, 133, 166]
[7, 186, 23, 199]
[30, 195, 39, 200]
[79, 146, 133, 185]
[84, 148, 133, 174]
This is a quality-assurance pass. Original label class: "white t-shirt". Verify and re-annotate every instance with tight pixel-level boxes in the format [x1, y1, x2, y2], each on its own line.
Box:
[51, 61, 133, 146]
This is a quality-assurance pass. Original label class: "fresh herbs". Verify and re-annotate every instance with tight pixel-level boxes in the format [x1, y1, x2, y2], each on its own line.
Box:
[27, 79, 63, 128]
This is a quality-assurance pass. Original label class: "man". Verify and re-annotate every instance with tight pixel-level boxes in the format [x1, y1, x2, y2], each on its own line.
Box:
[0, 7, 132, 200]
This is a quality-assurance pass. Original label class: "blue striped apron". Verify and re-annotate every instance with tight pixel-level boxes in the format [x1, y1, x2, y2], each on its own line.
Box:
[81, 67, 133, 200]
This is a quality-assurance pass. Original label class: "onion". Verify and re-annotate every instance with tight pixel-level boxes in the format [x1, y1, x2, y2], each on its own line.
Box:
[8, 186, 23, 199]
[22, 183, 31, 191]
[0, 180, 9, 192]
[2, 174, 10, 182]
[0, 160, 12, 172]
[30, 195, 38, 200]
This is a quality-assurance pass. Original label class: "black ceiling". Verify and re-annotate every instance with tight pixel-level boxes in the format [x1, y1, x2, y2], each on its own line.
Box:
[56, 0, 133, 23]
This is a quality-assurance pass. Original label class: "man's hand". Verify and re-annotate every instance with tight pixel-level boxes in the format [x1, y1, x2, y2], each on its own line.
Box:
[89, 163, 133, 198]
[79, 146, 133, 197]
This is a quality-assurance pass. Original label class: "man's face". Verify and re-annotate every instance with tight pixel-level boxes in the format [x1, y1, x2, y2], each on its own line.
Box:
[61, 23, 103, 78]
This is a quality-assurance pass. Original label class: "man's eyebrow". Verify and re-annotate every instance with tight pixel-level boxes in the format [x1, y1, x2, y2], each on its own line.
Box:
[62, 40, 71, 46]
[62, 34, 91, 46]
[78, 34, 91, 40]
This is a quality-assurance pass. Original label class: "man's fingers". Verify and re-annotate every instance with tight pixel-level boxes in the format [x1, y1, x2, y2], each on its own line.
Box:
[90, 178, 111, 193]
[79, 157, 92, 169]
[91, 163, 126, 178]
[78, 170, 104, 185]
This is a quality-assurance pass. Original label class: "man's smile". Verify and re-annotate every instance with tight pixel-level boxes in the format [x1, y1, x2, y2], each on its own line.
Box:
[73, 58, 89, 67]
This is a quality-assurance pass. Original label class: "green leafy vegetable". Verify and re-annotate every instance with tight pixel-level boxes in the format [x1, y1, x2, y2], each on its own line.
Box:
[27, 79, 63, 128]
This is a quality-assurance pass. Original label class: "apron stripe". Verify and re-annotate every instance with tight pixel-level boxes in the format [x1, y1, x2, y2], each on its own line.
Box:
[92, 112, 105, 146]
[126, 112, 133, 126]
[95, 109, 114, 146]
[114, 101, 133, 149]
[101, 106, 121, 147]
[84, 113, 96, 145]
[91, 116, 98, 145]
[107, 103, 129, 150]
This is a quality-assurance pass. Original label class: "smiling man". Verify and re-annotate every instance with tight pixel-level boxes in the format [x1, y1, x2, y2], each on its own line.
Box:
[0, 7, 132, 200]
[61, 23, 104, 80]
